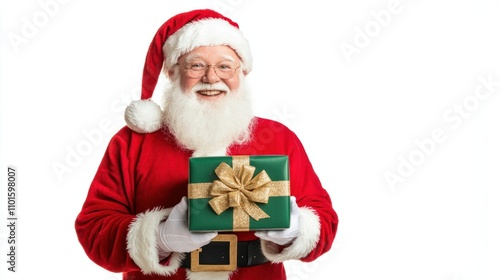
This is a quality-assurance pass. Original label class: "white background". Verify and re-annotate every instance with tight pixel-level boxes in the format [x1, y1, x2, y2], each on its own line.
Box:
[1, 0, 500, 279]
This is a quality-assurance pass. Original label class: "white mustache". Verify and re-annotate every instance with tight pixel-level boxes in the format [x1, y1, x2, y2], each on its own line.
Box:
[191, 82, 230, 93]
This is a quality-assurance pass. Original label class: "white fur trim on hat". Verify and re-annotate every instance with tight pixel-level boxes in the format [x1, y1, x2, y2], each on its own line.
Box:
[163, 18, 253, 74]
[126, 207, 183, 275]
[260, 207, 321, 263]
[124, 99, 163, 133]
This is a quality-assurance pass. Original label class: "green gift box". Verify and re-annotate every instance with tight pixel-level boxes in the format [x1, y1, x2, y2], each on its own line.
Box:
[188, 155, 290, 232]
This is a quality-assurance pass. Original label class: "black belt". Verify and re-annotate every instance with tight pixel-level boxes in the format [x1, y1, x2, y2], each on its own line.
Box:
[180, 234, 268, 271]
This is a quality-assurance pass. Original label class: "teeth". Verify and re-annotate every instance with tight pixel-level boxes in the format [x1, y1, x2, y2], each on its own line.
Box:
[198, 90, 223, 96]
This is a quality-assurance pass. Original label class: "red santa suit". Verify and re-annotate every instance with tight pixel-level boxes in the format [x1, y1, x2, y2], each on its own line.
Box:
[75, 117, 338, 280]
[74, 9, 338, 280]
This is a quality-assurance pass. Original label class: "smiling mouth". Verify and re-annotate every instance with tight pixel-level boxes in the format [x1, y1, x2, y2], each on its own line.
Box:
[197, 90, 225, 96]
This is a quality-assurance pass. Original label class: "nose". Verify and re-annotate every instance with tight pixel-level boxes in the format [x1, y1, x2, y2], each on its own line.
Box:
[202, 65, 220, 83]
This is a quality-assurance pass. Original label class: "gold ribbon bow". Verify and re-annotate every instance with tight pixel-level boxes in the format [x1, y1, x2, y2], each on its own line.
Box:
[208, 162, 271, 221]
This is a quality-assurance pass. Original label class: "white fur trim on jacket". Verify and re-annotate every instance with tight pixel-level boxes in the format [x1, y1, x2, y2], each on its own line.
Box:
[186, 270, 233, 280]
[163, 18, 253, 74]
[192, 148, 228, 158]
[260, 207, 321, 263]
[126, 207, 183, 276]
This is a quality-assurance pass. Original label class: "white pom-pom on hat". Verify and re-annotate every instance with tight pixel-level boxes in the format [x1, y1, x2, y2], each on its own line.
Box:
[124, 100, 163, 133]
[124, 9, 253, 133]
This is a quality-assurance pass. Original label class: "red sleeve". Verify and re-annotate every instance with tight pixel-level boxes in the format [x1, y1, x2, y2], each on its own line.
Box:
[74, 130, 141, 272]
[288, 133, 339, 261]
[246, 118, 339, 263]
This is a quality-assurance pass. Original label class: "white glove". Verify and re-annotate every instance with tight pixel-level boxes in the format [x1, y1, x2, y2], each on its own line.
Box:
[157, 197, 217, 253]
[255, 196, 301, 246]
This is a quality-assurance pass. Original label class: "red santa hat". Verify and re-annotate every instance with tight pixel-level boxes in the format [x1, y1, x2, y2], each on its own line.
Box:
[124, 9, 253, 133]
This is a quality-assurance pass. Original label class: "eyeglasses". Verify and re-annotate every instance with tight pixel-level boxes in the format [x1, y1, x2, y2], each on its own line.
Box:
[181, 61, 241, 79]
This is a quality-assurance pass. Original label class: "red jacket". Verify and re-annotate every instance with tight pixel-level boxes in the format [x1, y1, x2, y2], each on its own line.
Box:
[75, 117, 338, 280]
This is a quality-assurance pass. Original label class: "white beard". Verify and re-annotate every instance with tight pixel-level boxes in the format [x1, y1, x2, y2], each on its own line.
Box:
[162, 73, 254, 157]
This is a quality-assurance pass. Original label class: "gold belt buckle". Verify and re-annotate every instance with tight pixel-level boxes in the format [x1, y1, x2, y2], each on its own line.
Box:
[190, 234, 237, 272]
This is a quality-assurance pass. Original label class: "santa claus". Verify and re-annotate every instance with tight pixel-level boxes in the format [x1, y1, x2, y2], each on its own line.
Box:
[75, 9, 338, 280]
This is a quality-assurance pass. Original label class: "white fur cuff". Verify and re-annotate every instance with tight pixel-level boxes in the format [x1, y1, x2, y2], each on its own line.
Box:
[126, 207, 183, 275]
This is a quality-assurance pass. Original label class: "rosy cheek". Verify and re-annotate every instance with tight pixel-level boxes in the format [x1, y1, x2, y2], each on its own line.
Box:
[180, 77, 197, 92]
[228, 79, 240, 92]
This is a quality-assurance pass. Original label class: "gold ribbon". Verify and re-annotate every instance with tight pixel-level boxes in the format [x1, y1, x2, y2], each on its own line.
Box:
[208, 162, 271, 221]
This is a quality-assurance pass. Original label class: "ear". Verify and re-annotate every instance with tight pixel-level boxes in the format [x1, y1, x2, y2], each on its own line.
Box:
[167, 69, 176, 82]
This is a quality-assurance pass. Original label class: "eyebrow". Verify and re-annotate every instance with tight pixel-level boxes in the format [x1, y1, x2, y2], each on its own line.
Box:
[220, 55, 235, 63]
[184, 53, 236, 63]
